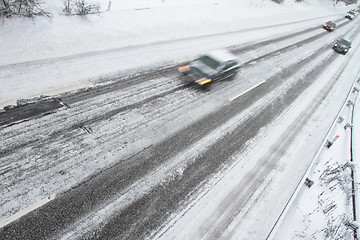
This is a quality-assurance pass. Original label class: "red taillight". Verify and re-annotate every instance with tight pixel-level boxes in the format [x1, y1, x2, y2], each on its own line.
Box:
[178, 65, 189, 72]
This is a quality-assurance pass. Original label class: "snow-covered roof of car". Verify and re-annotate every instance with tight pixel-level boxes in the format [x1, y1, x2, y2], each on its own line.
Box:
[205, 50, 238, 63]
[326, 21, 336, 26]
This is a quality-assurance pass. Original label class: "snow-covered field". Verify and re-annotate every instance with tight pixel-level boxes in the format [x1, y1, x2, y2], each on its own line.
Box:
[1, 0, 360, 239]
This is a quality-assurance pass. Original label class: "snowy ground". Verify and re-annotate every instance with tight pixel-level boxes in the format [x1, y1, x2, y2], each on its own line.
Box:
[1, 0, 360, 239]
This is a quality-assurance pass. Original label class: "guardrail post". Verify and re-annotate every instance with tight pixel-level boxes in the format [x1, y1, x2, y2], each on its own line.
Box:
[325, 135, 339, 148]
[338, 116, 344, 123]
[348, 100, 355, 107]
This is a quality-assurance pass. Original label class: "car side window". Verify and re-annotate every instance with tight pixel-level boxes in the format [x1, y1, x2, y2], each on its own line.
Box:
[226, 61, 237, 69]
[220, 61, 237, 71]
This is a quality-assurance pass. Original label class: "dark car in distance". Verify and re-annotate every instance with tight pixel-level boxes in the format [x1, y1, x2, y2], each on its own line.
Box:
[333, 38, 351, 55]
[345, 11, 355, 20]
[178, 50, 241, 88]
[323, 21, 336, 31]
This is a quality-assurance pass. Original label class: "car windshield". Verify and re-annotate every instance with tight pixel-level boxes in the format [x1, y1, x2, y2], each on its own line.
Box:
[349, 11, 355, 15]
[327, 21, 335, 26]
[198, 55, 221, 69]
[338, 39, 351, 47]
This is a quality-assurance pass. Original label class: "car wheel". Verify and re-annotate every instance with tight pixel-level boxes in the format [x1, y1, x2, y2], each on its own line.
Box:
[200, 83, 212, 91]
[226, 73, 236, 81]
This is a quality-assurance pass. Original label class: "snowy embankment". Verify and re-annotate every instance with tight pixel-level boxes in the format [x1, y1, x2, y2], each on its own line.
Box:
[0, 0, 349, 108]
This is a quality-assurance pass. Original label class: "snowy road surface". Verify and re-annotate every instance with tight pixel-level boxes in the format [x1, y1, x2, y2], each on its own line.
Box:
[1, 1, 360, 239]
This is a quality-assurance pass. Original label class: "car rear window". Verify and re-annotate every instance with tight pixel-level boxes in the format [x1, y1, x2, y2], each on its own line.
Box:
[199, 56, 221, 69]
[339, 39, 351, 46]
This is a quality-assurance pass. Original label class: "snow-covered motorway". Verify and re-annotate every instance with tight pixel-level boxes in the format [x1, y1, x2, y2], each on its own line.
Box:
[1, 14, 360, 239]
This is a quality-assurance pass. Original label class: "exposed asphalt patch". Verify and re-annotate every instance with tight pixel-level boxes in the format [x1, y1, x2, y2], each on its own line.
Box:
[0, 98, 64, 128]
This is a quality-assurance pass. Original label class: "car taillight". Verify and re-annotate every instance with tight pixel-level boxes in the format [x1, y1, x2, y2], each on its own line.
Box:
[195, 78, 212, 85]
[178, 65, 190, 72]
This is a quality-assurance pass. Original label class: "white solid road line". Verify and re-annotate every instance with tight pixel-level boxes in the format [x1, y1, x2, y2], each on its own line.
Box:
[229, 80, 266, 102]
[0, 194, 56, 229]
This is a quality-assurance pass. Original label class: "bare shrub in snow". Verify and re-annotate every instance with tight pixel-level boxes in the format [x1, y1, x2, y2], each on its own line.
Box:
[319, 161, 352, 200]
[62, 0, 100, 16]
[0, 0, 50, 19]
[322, 214, 352, 240]
[63, 0, 72, 15]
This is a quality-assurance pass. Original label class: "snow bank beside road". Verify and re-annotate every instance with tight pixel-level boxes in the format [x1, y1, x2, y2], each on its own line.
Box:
[0, 0, 348, 66]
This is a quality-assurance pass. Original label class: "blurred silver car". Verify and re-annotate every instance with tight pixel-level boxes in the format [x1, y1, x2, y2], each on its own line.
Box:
[178, 50, 241, 87]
